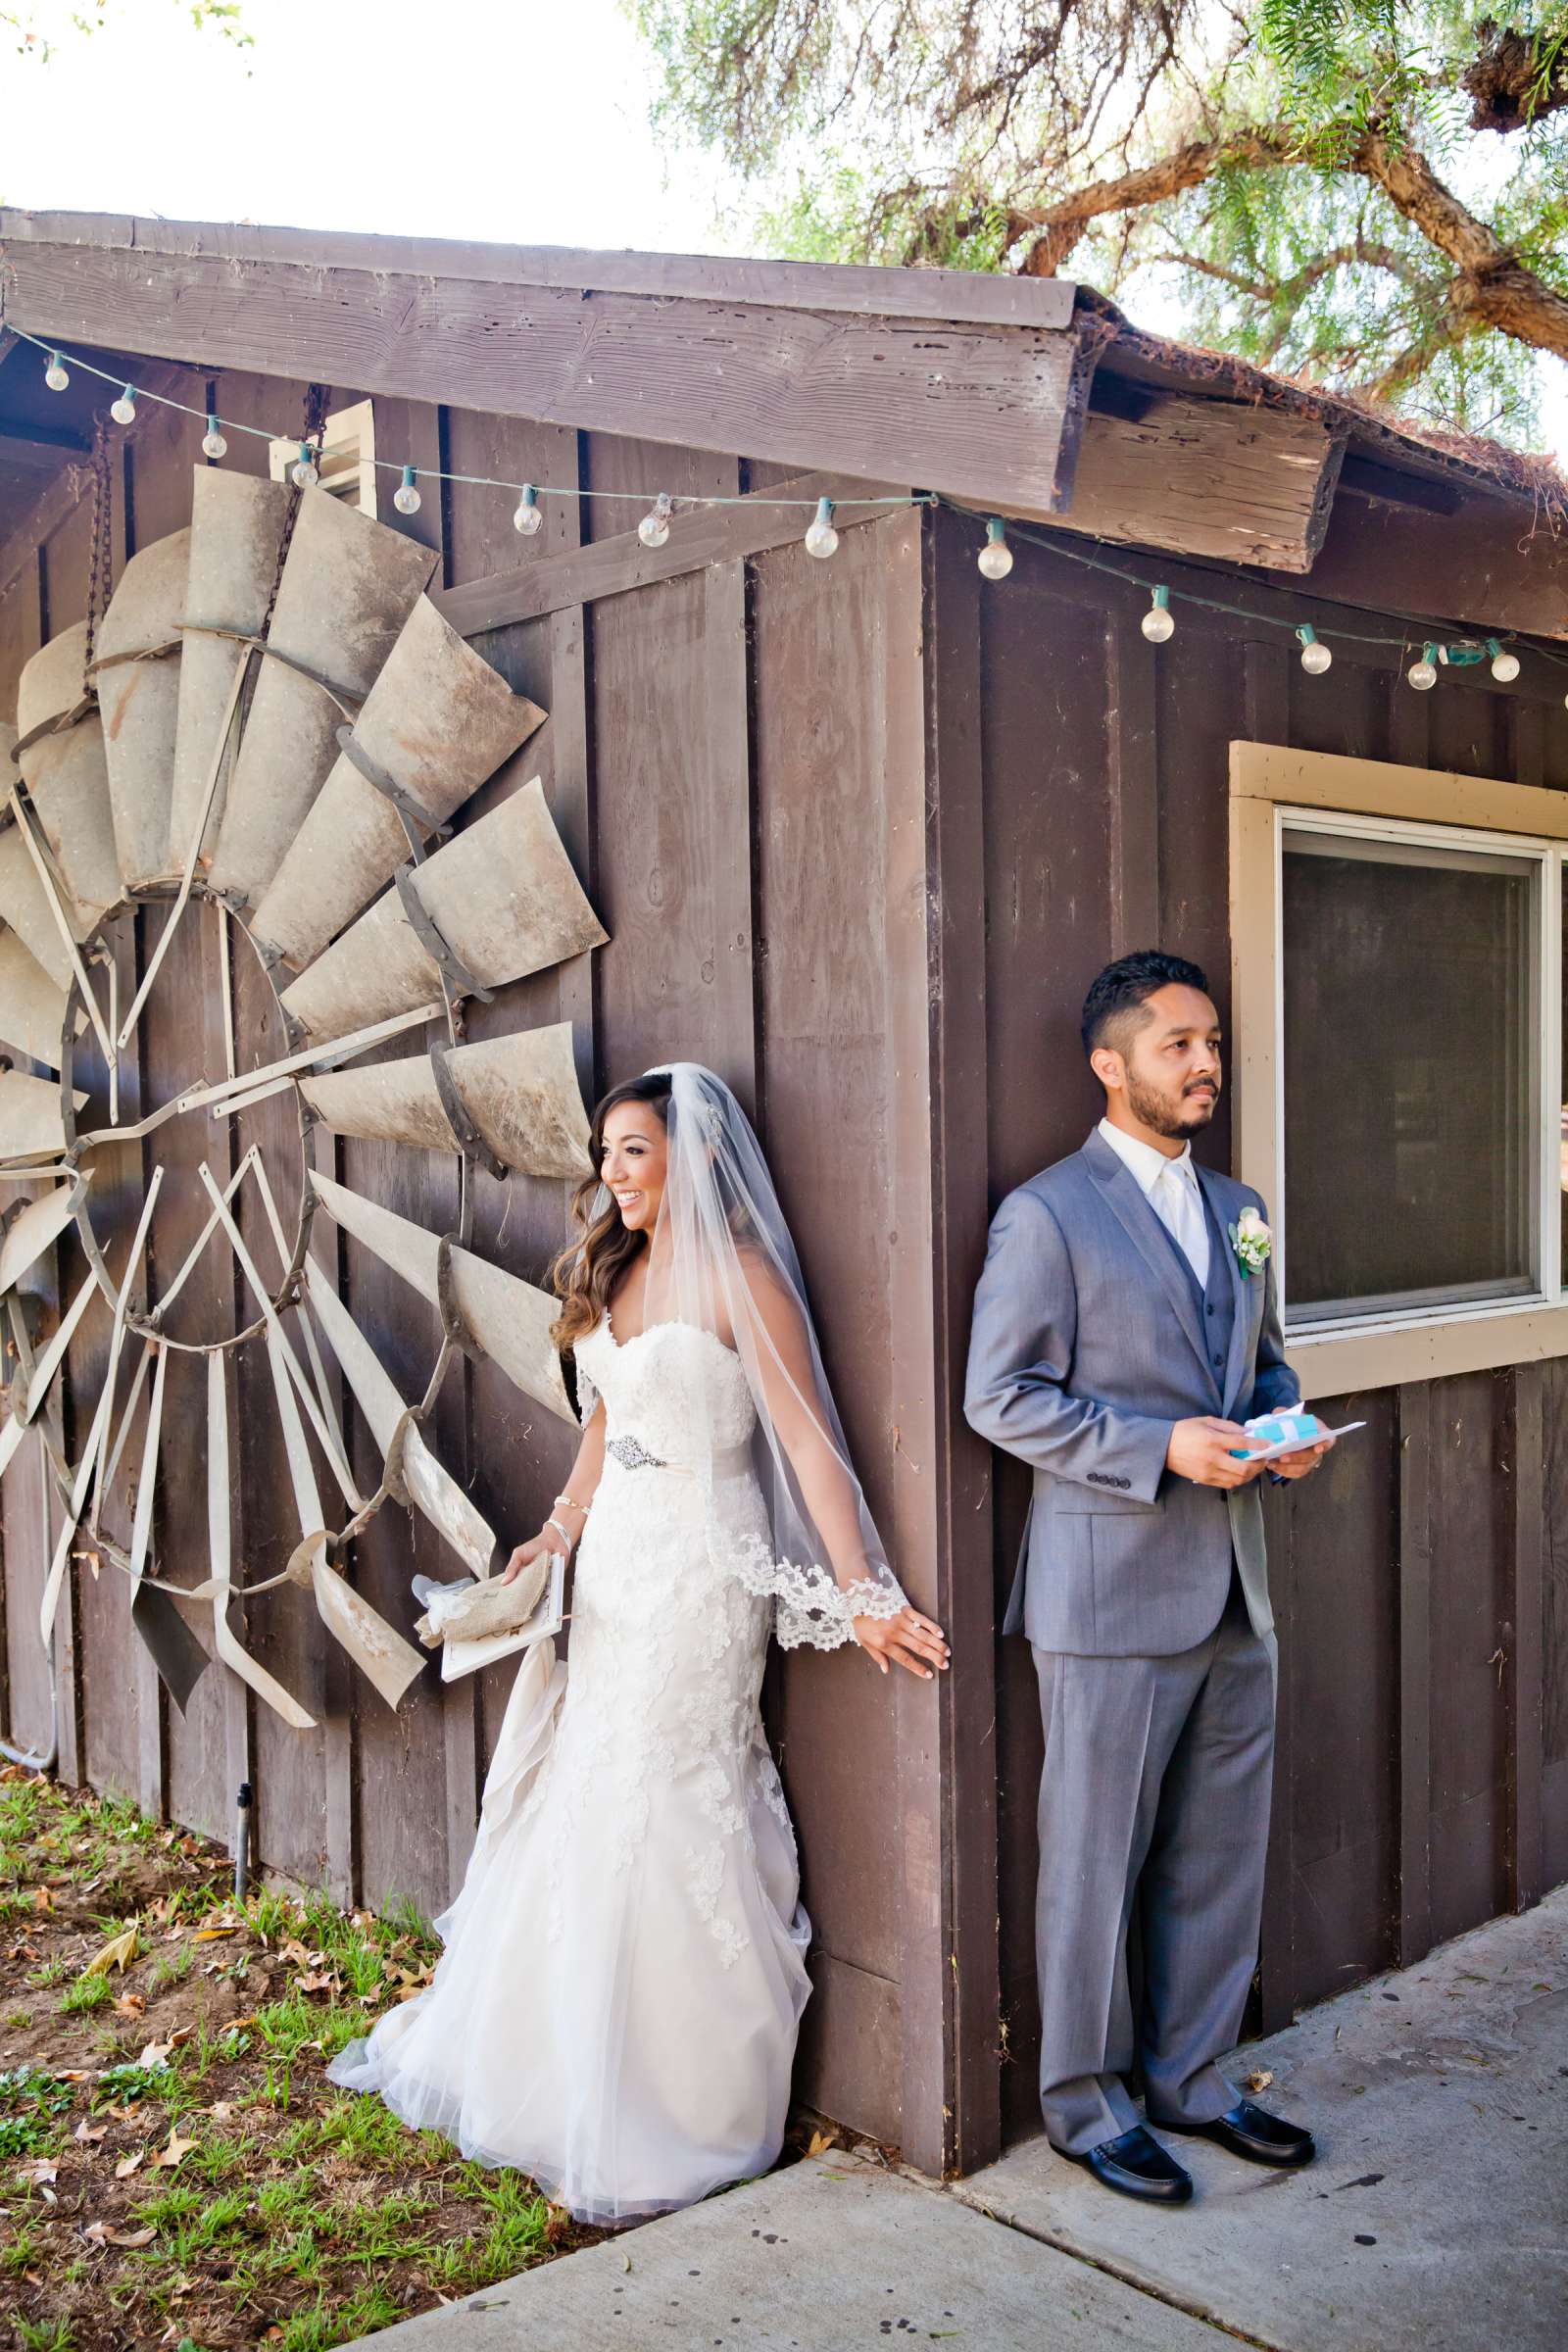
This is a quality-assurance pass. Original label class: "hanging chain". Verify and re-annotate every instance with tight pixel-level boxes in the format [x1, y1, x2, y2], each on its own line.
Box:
[82, 417, 114, 683]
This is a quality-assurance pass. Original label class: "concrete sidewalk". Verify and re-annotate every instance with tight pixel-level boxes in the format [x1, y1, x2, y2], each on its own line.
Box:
[957, 1886, 1568, 2351]
[357, 1889, 1566, 2352]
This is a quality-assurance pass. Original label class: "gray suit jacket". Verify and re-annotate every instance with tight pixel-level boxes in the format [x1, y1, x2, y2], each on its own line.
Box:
[964, 1129, 1299, 1657]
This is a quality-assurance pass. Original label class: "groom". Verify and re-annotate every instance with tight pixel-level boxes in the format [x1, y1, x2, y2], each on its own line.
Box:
[965, 951, 1329, 2205]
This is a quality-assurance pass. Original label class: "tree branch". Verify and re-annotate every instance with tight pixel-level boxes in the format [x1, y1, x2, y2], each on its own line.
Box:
[1012, 128, 1294, 274]
[1463, 19, 1568, 132]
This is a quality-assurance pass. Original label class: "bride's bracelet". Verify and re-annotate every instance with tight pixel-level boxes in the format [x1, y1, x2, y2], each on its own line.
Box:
[545, 1516, 577, 1554]
[553, 1491, 592, 1518]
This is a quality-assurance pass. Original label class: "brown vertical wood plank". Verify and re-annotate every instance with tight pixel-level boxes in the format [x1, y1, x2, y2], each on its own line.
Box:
[1508, 1364, 1545, 1912]
[1398, 1381, 1433, 1965]
[923, 512, 1000, 2170]
[1512, 698, 1546, 790]
[704, 558, 757, 1106]
[1106, 612, 1158, 956]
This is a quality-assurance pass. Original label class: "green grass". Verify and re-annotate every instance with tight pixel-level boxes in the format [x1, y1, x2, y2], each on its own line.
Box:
[59, 1971, 113, 2014]
[17, 2319, 75, 2352]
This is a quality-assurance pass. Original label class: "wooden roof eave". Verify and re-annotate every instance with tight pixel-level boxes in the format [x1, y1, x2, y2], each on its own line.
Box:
[0, 208, 1095, 517]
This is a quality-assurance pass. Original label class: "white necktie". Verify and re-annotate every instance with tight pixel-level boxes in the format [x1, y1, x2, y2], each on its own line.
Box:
[1152, 1158, 1210, 1290]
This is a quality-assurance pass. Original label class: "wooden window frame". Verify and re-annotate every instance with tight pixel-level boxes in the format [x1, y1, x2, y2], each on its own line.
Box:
[268, 398, 378, 514]
[1230, 742, 1568, 1399]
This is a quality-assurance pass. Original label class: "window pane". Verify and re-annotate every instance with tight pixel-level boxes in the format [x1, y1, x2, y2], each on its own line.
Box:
[1282, 832, 1536, 1323]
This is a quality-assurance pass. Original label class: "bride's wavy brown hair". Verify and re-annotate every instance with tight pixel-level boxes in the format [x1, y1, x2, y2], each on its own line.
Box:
[550, 1072, 674, 1351]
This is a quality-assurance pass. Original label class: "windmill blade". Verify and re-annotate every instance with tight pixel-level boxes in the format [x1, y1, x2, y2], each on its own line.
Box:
[292, 1526, 427, 1716]
[300, 1021, 592, 1181]
[0, 1268, 96, 1458]
[127, 1342, 168, 1589]
[16, 625, 121, 925]
[0, 1068, 88, 1166]
[251, 595, 546, 969]
[281, 780, 608, 1049]
[170, 468, 291, 864]
[264, 1326, 425, 1714]
[207, 1348, 316, 1731]
[304, 1255, 497, 1582]
[310, 1169, 573, 1422]
[0, 1172, 91, 1294]
[0, 821, 92, 996]
[206, 489, 436, 910]
[95, 530, 190, 890]
[0, 925, 81, 1072]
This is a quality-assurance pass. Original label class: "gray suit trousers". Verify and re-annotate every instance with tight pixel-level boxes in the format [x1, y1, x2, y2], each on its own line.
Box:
[1032, 1573, 1277, 2155]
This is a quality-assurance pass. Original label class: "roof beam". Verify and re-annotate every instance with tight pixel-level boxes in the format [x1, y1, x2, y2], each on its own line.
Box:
[1008, 391, 1348, 574]
[0, 209, 1079, 333]
[0, 218, 1094, 514]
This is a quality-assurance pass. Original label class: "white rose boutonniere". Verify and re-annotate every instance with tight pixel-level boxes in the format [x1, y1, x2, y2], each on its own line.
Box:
[1229, 1206, 1272, 1277]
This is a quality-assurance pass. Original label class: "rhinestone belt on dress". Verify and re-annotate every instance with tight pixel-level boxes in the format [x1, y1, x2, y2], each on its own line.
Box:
[607, 1434, 667, 1470]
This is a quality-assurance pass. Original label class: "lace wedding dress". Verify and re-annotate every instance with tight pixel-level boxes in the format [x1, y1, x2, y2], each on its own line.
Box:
[326, 1311, 812, 2225]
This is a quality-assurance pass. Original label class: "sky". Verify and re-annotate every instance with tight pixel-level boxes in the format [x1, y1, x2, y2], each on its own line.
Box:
[0, 0, 1562, 458]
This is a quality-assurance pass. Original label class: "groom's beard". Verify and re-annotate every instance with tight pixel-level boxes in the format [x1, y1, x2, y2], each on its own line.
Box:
[1125, 1067, 1220, 1140]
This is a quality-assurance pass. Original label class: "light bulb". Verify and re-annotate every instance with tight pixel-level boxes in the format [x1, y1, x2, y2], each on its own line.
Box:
[202, 415, 227, 462]
[1488, 639, 1520, 683]
[290, 443, 318, 489]
[110, 386, 137, 426]
[638, 493, 673, 550]
[513, 484, 543, 536]
[393, 464, 421, 515]
[977, 516, 1013, 580]
[1141, 585, 1174, 644]
[1298, 624, 1332, 676]
[1407, 646, 1439, 692]
[44, 351, 69, 392]
[804, 496, 839, 560]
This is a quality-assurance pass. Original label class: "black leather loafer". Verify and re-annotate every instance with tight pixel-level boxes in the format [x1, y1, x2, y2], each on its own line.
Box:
[1159, 2099, 1316, 2168]
[1058, 2124, 1194, 2204]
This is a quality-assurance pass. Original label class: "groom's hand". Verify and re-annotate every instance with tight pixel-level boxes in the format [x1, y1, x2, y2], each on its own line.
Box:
[1166, 1417, 1265, 1490]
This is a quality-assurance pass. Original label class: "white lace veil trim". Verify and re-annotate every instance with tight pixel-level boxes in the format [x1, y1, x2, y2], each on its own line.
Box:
[586, 1063, 906, 1651]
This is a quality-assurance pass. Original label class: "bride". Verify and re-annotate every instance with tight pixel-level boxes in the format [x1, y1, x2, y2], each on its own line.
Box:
[327, 1062, 949, 2223]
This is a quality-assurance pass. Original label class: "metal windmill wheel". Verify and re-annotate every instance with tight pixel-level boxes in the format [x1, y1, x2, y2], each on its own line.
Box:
[0, 465, 608, 1736]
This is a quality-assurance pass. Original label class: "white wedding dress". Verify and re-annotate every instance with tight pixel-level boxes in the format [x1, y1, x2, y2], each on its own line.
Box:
[327, 1311, 812, 2225]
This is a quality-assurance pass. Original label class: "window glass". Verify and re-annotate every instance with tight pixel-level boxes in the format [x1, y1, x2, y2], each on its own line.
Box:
[1282, 830, 1537, 1324]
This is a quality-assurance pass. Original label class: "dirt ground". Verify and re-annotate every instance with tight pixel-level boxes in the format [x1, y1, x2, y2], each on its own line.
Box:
[0, 1765, 594, 2352]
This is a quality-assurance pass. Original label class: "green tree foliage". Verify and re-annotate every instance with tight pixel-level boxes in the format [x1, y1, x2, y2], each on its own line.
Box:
[633, 1, 1568, 441]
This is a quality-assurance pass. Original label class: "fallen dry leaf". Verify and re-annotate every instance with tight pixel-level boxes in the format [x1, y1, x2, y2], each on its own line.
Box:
[31, 1886, 54, 1912]
[114, 1993, 147, 2017]
[296, 1971, 338, 1994]
[21, 2158, 58, 2187]
[807, 2128, 838, 2158]
[106, 2101, 144, 2124]
[149, 2130, 198, 2170]
[74, 2119, 109, 2145]
[55, 2068, 91, 2083]
[84, 2220, 157, 2249]
[115, 2152, 144, 2180]
[1246, 2067, 1275, 2093]
[82, 1924, 139, 1979]
[206, 2101, 238, 2123]
[193, 1926, 237, 1942]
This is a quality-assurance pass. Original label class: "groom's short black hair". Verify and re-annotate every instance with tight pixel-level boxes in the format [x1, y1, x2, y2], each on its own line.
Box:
[1082, 950, 1210, 1060]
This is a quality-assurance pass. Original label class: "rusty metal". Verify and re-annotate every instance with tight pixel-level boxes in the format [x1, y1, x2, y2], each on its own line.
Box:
[281, 779, 608, 1047]
[300, 1021, 593, 1181]
[207, 487, 436, 908]
[249, 595, 545, 967]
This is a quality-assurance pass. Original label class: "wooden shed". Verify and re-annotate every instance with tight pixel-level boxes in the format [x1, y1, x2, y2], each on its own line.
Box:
[1, 210, 1566, 2180]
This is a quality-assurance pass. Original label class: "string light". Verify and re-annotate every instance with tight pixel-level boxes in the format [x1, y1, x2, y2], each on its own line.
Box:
[977, 516, 1013, 580]
[804, 497, 839, 560]
[1141, 584, 1175, 644]
[7, 331, 1565, 706]
[638, 492, 673, 550]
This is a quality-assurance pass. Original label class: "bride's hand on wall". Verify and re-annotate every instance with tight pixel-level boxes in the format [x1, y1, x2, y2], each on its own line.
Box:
[854, 1606, 950, 1679]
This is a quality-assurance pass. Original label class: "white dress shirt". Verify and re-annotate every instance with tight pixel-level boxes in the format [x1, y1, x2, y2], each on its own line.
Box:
[1097, 1117, 1211, 1289]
